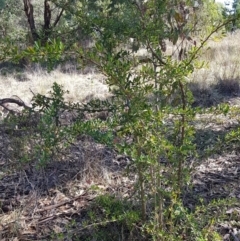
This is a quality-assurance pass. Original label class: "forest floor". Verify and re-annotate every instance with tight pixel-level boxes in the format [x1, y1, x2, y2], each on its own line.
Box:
[1, 32, 240, 240]
[0, 72, 240, 240]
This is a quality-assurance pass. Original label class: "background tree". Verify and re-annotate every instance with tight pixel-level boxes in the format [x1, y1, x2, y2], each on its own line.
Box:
[23, 0, 65, 45]
[0, 0, 228, 65]
[0, 1, 25, 40]
[232, 0, 240, 28]
[0, 0, 5, 9]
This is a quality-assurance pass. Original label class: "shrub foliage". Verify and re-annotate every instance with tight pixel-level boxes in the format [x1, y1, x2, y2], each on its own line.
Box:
[0, 0, 239, 240]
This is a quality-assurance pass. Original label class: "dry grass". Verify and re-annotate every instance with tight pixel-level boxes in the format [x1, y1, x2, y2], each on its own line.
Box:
[0, 65, 109, 107]
[0, 133, 133, 240]
[1, 31, 240, 108]
[189, 30, 240, 106]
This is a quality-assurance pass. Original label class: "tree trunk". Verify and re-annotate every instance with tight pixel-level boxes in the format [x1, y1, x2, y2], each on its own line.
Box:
[23, 0, 39, 42]
[23, 0, 65, 45]
[43, 0, 51, 44]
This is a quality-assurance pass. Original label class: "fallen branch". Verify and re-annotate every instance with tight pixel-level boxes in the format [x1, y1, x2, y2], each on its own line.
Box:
[0, 98, 31, 111]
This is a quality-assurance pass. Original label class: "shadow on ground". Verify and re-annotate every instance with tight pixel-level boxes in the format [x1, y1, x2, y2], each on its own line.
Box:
[189, 77, 240, 108]
[0, 117, 132, 240]
[183, 116, 240, 213]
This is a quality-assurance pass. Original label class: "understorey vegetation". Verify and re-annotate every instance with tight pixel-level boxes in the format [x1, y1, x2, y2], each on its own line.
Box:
[0, 0, 240, 240]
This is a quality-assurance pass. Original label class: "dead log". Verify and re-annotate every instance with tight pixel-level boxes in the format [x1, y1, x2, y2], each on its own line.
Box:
[0, 98, 31, 113]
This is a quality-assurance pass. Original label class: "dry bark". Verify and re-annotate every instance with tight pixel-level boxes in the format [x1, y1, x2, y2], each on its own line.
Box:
[23, 0, 65, 44]
[23, 0, 39, 42]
